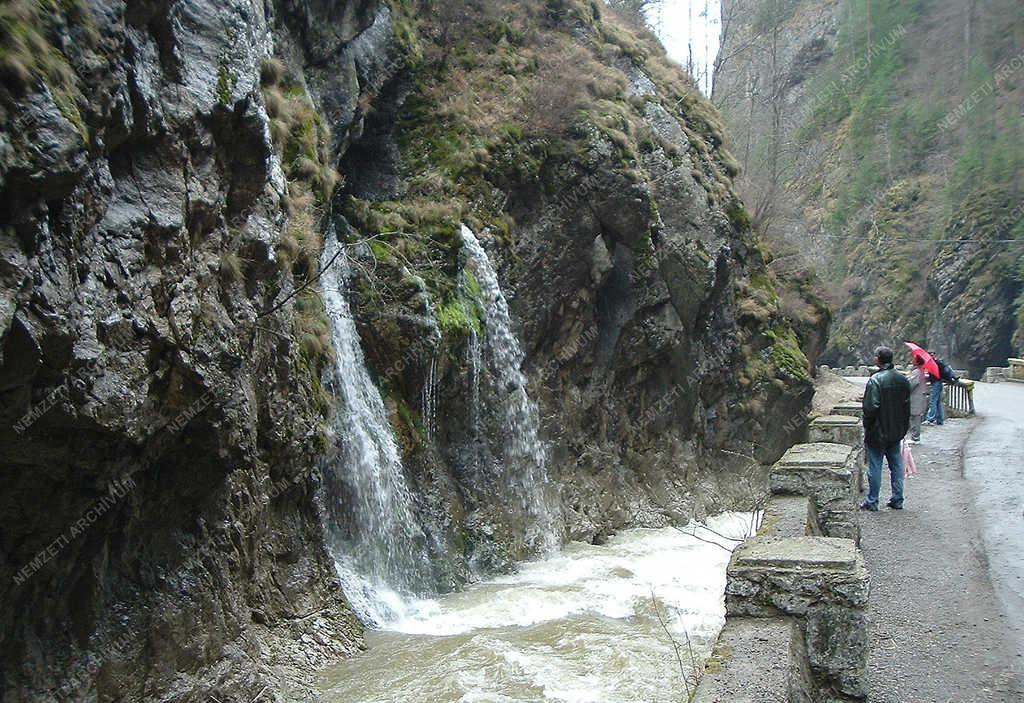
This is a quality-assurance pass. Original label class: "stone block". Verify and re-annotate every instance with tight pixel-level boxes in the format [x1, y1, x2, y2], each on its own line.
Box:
[693, 616, 797, 703]
[726, 537, 869, 702]
[808, 416, 865, 493]
[808, 415, 862, 446]
[1010, 358, 1024, 382]
[773, 442, 856, 470]
[728, 536, 860, 573]
[982, 367, 1008, 383]
[770, 443, 859, 543]
[759, 496, 818, 538]
[829, 402, 863, 418]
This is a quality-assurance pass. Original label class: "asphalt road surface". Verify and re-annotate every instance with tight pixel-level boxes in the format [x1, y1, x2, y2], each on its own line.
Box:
[847, 378, 1024, 702]
[964, 382, 1024, 661]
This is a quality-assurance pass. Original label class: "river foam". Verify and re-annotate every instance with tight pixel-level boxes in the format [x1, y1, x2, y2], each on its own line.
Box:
[320, 512, 757, 703]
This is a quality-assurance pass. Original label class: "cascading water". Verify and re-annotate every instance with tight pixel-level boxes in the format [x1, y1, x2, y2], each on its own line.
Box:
[316, 224, 560, 624]
[460, 225, 562, 553]
[319, 229, 434, 625]
[467, 325, 482, 429]
[320, 514, 758, 703]
[421, 352, 439, 443]
[314, 228, 748, 702]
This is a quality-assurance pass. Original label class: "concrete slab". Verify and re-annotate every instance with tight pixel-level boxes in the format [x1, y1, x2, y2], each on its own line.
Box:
[693, 617, 795, 703]
[759, 496, 816, 539]
[775, 442, 857, 469]
[809, 414, 860, 427]
[732, 536, 859, 571]
[830, 402, 863, 418]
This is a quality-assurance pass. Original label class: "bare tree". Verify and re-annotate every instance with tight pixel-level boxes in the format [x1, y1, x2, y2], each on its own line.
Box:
[712, 0, 745, 99]
[714, 0, 803, 238]
[650, 590, 702, 701]
[711, 0, 775, 102]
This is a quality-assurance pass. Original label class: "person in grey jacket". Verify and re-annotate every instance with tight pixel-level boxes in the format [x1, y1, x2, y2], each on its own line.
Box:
[907, 356, 931, 443]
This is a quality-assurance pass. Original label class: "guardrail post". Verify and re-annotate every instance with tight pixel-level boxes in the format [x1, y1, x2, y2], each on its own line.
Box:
[943, 381, 975, 417]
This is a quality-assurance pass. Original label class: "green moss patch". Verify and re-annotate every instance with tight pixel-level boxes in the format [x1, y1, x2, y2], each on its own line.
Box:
[0, 1, 92, 95]
[767, 325, 811, 382]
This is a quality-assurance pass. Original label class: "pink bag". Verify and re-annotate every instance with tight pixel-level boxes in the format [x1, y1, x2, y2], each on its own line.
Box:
[901, 440, 918, 477]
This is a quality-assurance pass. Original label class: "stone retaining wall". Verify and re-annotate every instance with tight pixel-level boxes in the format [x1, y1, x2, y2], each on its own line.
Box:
[1010, 358, 1024, 382]
[982, 367, 1009, 383]
[821, 364, 968, 379]
[695, 403, 869, 702]
[726, 538, 869, 702]
[769, 443, 860, 544]
[808, 416, 864, 492]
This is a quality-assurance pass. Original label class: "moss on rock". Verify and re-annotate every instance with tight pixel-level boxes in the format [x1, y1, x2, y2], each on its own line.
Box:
[768, 325, 811, 382]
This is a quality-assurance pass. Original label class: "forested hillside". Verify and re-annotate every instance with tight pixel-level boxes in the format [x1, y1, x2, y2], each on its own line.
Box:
[715, 0, 1024, 375]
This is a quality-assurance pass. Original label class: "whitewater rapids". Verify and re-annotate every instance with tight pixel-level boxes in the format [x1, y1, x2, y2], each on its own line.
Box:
[320, 512, 757, 703]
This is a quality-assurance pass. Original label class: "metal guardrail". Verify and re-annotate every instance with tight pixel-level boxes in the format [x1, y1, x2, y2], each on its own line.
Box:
[943, 380, 975, 417]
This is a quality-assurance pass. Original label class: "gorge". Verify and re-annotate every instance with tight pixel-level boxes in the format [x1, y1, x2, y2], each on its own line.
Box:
[713, 0, 1024, 377]
[1, 0, 829, 701]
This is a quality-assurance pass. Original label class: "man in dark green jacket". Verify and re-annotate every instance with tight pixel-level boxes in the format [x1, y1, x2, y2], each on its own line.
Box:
[861, 346, 912, 510]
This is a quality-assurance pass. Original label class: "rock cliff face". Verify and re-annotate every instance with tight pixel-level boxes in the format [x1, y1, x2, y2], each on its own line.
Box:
[715, 0, 1024, 377]
[327, 0, 830, 588]
[0, 2, 376, 700]
[0, 0, 824, 700]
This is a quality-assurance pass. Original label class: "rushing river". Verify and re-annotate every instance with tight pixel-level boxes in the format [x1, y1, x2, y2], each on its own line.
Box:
[320, 513, 756, 703]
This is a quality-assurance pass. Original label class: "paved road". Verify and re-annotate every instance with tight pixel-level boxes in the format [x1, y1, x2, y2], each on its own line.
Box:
[964, 382, 1024, 660]
[846, 378, 1024, 702]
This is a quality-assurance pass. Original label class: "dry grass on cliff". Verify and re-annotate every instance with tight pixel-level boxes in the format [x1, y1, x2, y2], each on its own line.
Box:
[0, 1, 93, 93]
[411, 2, 619, 141]
[343, 0, 745, 356]
[375, 0, 744, 250]
[407, 0, 716, 146]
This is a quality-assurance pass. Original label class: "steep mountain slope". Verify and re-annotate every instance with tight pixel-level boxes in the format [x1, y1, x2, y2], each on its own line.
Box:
[337, 0, 829, 565]
[0, 0, 824, 700]
[715, 0, 1024, 375]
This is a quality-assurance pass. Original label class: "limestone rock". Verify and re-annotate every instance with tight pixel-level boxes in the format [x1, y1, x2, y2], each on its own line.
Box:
[726, 536, 869, 702]
[0, 1, 830, 700]
[693, 616, 796, 703]
[770, 443, 860, 543]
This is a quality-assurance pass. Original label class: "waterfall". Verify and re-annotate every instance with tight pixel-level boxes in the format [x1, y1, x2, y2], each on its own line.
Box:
[421, 351, 439, 443]
[460, 225, 561, 553]
[318, 229, 433, 625]
[467, 325, 482, 429]
[315, 224, 560, 625]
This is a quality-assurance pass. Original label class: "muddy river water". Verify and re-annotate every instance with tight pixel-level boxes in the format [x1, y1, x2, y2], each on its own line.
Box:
[320, 513, 755, 703]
